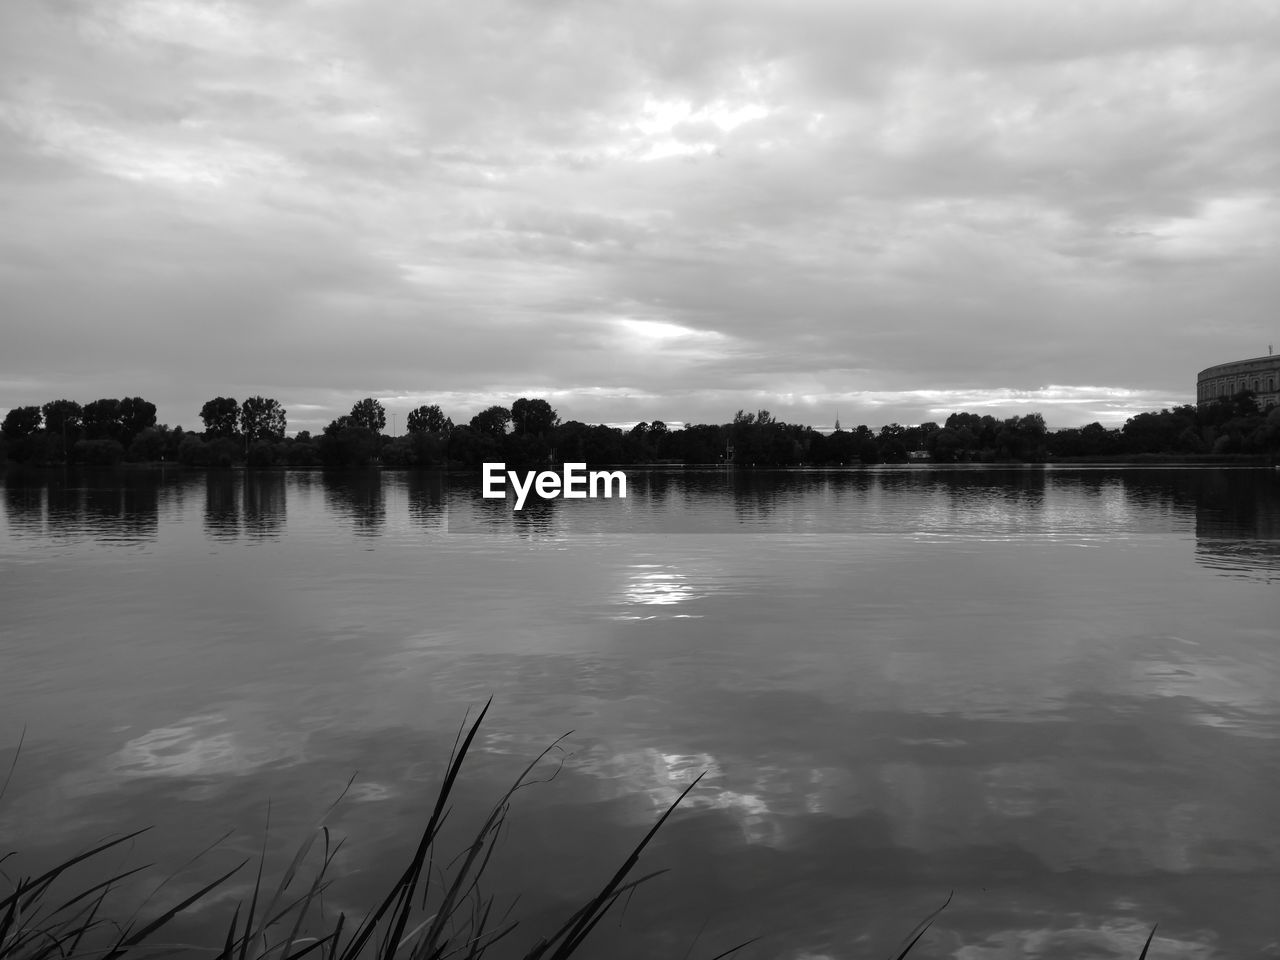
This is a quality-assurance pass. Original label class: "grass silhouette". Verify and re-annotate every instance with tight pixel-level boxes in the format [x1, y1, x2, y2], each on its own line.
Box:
[1, 703, 1156, 958]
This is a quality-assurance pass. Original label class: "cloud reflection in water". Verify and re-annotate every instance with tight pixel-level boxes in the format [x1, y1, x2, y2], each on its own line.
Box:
[100, 712, 309, 784]
[573, 744, 781, 845]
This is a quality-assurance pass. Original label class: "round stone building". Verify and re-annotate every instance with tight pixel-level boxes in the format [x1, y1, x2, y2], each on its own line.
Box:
[1196, 353, 1280, 410]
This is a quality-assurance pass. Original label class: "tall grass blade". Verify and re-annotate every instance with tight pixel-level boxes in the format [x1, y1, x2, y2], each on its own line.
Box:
[702, 938, 761, 960]
[418, 804, 504, 950]
[271, 829, 343, 960]
[889, 890, 952, 960]
[42, 863, 149, 922]
[0, 829, 152, 915]
[413, 733, 569, 956]
[385, 699, 493, 957]
[1138, 923, 1158, 960]
[103, 857, 248, 960]
[217, 902, 243, 960]
[253, 796, 350, 952]
[335, 699, 492, 960]
[235, 801, 274, 960]
[64, 886, 112, 956]
[0, 727, 24, 806]
[325, 912, 345, 960]
[6, 922, 68, 960]
[0, 886, 21, 947]
[521, 869, 668, 960]
[525, 772, 704, 960]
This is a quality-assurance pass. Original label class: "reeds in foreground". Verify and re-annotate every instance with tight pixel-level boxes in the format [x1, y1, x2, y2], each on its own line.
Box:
[1, 704, 1156, 959]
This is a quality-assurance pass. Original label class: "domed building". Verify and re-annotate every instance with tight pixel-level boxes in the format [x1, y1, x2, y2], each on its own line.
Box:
[1196, 352, 1280, 410]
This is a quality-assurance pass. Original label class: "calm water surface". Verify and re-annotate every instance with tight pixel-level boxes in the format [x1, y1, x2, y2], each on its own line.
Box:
[2, 466, 1278, 959]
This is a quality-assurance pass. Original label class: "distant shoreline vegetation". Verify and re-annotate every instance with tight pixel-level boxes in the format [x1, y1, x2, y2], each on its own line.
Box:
[2, 393, 1279, 469]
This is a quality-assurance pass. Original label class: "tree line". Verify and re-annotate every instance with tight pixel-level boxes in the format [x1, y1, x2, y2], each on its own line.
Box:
[3, 390, 1278, 467]
[0, 395, 291, 467]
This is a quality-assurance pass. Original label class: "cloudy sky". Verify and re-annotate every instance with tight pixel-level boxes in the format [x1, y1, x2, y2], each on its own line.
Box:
[3, 0, 1279, 434]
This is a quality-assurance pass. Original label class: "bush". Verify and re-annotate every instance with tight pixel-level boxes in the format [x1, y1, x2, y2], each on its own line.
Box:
[178, 434, 211, 467]
[286, 441, 320, 466]
[126, 428, 165, 463]
[71, 437, 124, 465]
[246, 440, 276, 469]
[207, 437, 240, 468]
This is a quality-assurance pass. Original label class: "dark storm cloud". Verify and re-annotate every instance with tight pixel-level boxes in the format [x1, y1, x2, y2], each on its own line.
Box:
[3, 0, 1277, 430]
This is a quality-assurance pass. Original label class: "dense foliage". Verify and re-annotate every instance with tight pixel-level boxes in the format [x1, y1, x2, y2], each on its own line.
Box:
[3, 391, 1278, 468]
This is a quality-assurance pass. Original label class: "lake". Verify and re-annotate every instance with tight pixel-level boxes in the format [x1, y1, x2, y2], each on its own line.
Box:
[1, 465, 1278, 959]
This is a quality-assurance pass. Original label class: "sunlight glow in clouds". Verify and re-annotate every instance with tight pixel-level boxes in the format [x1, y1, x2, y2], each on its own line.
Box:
[631, 96, 770, 141]
[613, 317, 726, 347]
[622, 88, 773, 160]
[808, 386, 1186, 428]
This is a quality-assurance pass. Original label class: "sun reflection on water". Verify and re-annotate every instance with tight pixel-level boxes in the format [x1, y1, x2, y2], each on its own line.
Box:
[613, 563, 705, 619]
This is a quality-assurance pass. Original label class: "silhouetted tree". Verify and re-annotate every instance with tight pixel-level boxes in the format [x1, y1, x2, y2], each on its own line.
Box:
[42, 400, 82, 452]
[83, 398, 124, 441]
[163, 425, 186, 461]
[200, 397, 240, 438]
[406, 404, 452, 434]
[470, 405, 512, 439]
[581, 424, 624, 463]
[287, 438, 320, 466]
[240, 396, 287, 442]
[448, 423, 501, 465]
[879, 423, 909, 462]
[118, 397, 157, 445]
[995, 413, 1047, 461]
[319, 415, 378, 466]
[348, 397, 387, 433]
[2, 406, 42, 440]
[511, 397, 558, 437]
[930, 428, 965, 462]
